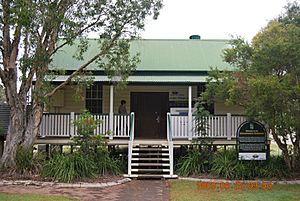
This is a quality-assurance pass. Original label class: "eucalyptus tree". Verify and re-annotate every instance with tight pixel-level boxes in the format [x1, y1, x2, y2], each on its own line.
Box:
[0, 0, 163, 167]
[0, 84, 4, 102]
[202, 2, 300, 171]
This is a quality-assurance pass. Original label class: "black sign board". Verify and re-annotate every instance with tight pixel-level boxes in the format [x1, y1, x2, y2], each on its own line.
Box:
[236, 121, 267, 160]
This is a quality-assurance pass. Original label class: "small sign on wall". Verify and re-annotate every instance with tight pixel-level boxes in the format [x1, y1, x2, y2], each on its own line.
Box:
[236, 121, 268, 160]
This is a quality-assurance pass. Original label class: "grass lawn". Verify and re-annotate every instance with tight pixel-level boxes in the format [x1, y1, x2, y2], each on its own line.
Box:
[0, 193, 77, 201]
[170, 180, 300, 201]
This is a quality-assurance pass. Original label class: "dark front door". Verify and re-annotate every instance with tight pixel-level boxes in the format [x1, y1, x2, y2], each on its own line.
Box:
[131, 92, 169, 139]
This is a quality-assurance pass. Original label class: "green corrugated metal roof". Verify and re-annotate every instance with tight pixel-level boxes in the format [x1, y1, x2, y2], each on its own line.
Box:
[52, 39, 233, 72]
[51, 75, 207, 83]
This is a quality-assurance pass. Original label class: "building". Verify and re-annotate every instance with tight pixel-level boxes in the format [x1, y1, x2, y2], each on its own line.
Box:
[38, 37, 246, 178]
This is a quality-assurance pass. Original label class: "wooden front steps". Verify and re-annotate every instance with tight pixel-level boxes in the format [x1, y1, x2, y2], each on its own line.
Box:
[124, 141, 177, 179]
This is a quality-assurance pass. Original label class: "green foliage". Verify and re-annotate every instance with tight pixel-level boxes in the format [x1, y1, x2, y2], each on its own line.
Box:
[202, 1, 300, 171]
[176, 147, 213, 176]
[117, 154, 128, 173]
[260, 156, 290, 179]
[73, 110, 101, 137]
[43, 112, 122, 182]
[211, 149, 237, 179]
[1, 0, 164, 103]
[0, 0, 163, 167]
[211, 149, 290, 179]
[72, 111, 121, 176]
[72, 110, 106, 156]
[176, 104, 214, 176]
[0, 85, 5, 103]
[94, 150, 121, 176]
[14, 146, 45, 175]
[43, 153, 96, 183]
[193, 102, 210, 137]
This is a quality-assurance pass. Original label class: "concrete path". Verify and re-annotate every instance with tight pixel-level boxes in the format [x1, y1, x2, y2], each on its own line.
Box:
[0, 180, 169, 201]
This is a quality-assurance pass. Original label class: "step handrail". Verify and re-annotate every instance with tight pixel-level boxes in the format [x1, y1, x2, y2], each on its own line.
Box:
[127, 112, 135, 176]
[167, 112, 172, 142]
[167, 112, 174, 176]
[129, 112, 135, 141]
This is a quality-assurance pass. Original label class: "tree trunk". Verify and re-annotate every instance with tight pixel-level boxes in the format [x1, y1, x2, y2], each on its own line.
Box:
[0, 106, 25, 167]
[271, 129, 293, 171]
[291, 132, 300, 170]
[282, 149, 292, 171]
[21, 104, 44, 149]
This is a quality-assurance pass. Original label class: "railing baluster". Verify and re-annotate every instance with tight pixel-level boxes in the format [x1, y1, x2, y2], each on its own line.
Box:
[61, 115, 64, 136]
[122, 115, 125, 137]
[185, 116, 188, 137]
[172, 116, 176, 138]
[58, 114, 61, 136]
[127, 115, 130, 136]
[181, 117, 184, 137]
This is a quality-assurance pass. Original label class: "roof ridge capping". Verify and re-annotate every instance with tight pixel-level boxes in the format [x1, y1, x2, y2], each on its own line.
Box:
[65, 38, 230, 42]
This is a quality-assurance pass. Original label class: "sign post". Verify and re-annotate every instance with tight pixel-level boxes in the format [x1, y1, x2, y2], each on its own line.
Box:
[237, 121, 268, 160]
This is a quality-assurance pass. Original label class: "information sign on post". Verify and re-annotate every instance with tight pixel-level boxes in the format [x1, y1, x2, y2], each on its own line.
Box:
[237, 121, 267, 160]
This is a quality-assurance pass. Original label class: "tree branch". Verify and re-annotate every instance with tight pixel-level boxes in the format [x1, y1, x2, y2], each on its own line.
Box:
[19, 68, 35, 97]
[9, 24, 22, 68]
[46, 1, 132, 98]
[50, 15, 104, 57]
[0, 67, 6, 84]
[2, 0, 11, 70]
[45, 37, 118, 98]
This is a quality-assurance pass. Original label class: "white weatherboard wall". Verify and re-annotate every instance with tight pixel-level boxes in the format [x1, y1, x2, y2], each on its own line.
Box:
[47, 86, 85, 113]
[46, 85, 244, 115]
[103, 85, 198, 113]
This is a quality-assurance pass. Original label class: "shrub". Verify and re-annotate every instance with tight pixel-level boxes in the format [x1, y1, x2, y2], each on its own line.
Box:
[14, 146, 45, 175]
[72, 111, 122, 176]
[176, 147, 212, 176]
[43, 153, 96, 183]
[211, 149, 290, 179]
[117, 153, 128, 173]
[211, 149, 237, 179]
[72, 111, 106, 156]
[94, 149, 121, 175]
[259, 156, 290, 178]
[234, 161, 263, 179]
[42, 111, 126, 182]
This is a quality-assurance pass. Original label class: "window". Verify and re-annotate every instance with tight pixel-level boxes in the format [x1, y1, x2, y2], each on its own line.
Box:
[86, 83, 103, 114]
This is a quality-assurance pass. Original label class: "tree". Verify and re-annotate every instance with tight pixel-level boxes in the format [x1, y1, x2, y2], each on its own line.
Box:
[0, 84, 5, 102]
[202, 2, 300, 171]
[0, 0, 163, 167]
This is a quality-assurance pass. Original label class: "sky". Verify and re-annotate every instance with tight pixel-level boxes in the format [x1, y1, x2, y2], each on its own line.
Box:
[141, 0, 290, 41]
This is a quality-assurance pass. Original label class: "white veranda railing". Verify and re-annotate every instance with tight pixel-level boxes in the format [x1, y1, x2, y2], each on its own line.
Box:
[169, 113, 246, 139]
[40, 113, 131, 138]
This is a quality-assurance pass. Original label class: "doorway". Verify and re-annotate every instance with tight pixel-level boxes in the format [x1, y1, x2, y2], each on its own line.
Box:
[131, 92, 169, 139]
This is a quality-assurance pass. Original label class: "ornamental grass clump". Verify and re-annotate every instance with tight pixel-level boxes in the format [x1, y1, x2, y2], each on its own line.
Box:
[72, 111, 121, 175]
[211, 149, 237, 179]
[14, 146, 45, 175]
[176, 147, 212, 176]
[94, 149, 122, 176]
[211, 149, 290, 179]
[43, 153, 96, 183]
[42, 111, 122, 182]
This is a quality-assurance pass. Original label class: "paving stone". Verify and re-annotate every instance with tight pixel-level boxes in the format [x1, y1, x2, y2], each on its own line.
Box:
[0, 179, 169, 201]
